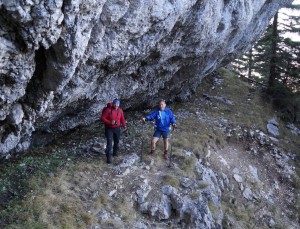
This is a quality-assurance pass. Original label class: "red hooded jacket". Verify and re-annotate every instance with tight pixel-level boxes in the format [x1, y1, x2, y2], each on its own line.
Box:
[101, 103, 126, 128]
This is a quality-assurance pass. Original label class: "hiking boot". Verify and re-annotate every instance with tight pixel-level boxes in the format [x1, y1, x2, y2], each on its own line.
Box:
[148, 150, 155, 156]
[163, 150, 168, 160]
[106, 154, 112, 164]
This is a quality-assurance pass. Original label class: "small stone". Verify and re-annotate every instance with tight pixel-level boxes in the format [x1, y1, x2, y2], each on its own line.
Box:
[242, 187, 253, 200]
[109, 190, 117, 197]
[91, 224, 101, 229]
[269, 218, 276, 227]
[269, 137, 279, 142]
[232, 168, 240, 174]
[248, 165, 260, 182]
[180, 178, 192, 188]
[233, 174, 243, 183]
[268, 118, 279, 126]
[139, 202, 149, 213]
[239, 183, 244, 191]
[96, 210, 110, 220]
[91, 147, 102, 153]
[133, 221, 148, 229]
[267, 123, 279, 136]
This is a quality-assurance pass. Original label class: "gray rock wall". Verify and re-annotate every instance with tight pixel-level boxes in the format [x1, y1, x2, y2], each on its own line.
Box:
[0, 0, 292, 156]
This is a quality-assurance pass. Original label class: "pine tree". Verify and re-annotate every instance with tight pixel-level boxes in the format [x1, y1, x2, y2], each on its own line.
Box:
[231, 3, 300, 122]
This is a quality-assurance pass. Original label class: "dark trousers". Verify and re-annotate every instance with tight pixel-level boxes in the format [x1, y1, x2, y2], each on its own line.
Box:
[105, 126, 120, 155]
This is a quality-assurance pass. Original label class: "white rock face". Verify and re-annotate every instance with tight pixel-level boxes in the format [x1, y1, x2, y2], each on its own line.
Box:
[0, 0, 292, 155]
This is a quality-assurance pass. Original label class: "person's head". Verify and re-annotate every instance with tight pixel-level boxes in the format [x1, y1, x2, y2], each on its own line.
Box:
[158, 99, 166, 111]
[112, 99, 120, 109]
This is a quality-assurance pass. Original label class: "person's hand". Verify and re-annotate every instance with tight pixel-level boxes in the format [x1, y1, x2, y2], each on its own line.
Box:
[123, 126, 129, 136]
[172, 123, 176, 131]
[142, 117, 146, 122]
[111, 120, 116, 125]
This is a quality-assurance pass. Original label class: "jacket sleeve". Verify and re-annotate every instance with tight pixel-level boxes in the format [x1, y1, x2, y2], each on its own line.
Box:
[145, 110, 157, 121]
[170, 110, 176, 124]
[101, 108, 111, 125]
[120, 109, 126, 127]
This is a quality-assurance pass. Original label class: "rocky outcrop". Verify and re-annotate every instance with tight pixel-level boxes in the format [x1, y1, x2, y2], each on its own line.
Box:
[108, 153, 223, 228]
[0, 0, 292, 156]
[137, 162, 223, 228]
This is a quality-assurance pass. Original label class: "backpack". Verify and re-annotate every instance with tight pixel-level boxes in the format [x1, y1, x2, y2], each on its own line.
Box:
[102, 103, 112, 115]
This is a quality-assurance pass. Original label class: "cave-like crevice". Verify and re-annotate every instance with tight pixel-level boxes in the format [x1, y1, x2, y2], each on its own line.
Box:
[23, 46, 47, 108]
[34, 46, 47, 81]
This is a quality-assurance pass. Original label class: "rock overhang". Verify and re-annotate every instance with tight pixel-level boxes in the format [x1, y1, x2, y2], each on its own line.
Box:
[0, 0, 293, 156]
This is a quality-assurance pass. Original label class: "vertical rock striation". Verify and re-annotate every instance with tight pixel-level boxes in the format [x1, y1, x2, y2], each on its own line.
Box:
[0, 0, 292, 156]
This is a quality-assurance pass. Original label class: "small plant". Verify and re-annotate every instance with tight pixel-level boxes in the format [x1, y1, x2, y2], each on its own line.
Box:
[116, 197, 135, 223]
[97, 193, 109, 206]
[198, 181, 209, 189]
[189, 191, 200, 200]
[208, 200, 216, 215]
[234, 210, 248, 221]
[180, 157, 196, 177]
[101, 219, 123, 228]
[162, 174, 180, 187]
[60, 203, 73, 213]
[80, 212, 93, 225]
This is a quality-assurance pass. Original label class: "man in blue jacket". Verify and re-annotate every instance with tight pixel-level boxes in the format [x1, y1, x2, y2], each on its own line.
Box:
[142, 99, 176, 159]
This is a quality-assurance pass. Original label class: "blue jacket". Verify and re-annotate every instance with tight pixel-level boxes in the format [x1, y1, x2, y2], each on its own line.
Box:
[145, 108, 176, 132]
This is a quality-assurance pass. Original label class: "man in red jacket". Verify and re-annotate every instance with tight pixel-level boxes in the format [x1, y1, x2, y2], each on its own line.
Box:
[101, 99, 127, 164]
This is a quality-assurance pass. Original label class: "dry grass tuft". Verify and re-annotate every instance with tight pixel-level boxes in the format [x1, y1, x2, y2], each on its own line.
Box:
[189, 191, 201, 200]
[198, 181, 209, 189]
[116, 197, 136, 223]
[180, 157, 196, 176]
[162, 174, 180, 188]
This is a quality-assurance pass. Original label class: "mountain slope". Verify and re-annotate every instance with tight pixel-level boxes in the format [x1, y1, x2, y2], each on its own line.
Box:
[0, 69, 299, 228]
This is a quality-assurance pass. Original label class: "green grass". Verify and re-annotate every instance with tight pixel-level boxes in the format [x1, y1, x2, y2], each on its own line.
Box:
[0, 145, 107, 229]
[0, 148, 75, 224]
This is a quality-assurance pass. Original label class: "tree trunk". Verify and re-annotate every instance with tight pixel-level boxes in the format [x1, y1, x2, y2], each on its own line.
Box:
[268, 12, 279, 92]
[247, 48, 253, 78]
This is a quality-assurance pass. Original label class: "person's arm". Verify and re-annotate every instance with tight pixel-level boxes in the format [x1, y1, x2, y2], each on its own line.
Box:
[145, 110, 157, 121]
[120, 110, 126, 127]
[170, 110, 176, 124]
[169, 110, 176, 130]
[101, 108, 111, 126]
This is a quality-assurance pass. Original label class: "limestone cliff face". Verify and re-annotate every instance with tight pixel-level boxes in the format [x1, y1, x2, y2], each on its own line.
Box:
[0, 0, 292, 156]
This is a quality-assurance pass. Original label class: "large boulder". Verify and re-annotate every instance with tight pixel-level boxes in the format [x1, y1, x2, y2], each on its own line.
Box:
[0, 0, 292, 156]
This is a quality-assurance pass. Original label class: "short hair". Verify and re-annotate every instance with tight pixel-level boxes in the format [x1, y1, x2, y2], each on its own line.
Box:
[158, 99, 166, 104]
